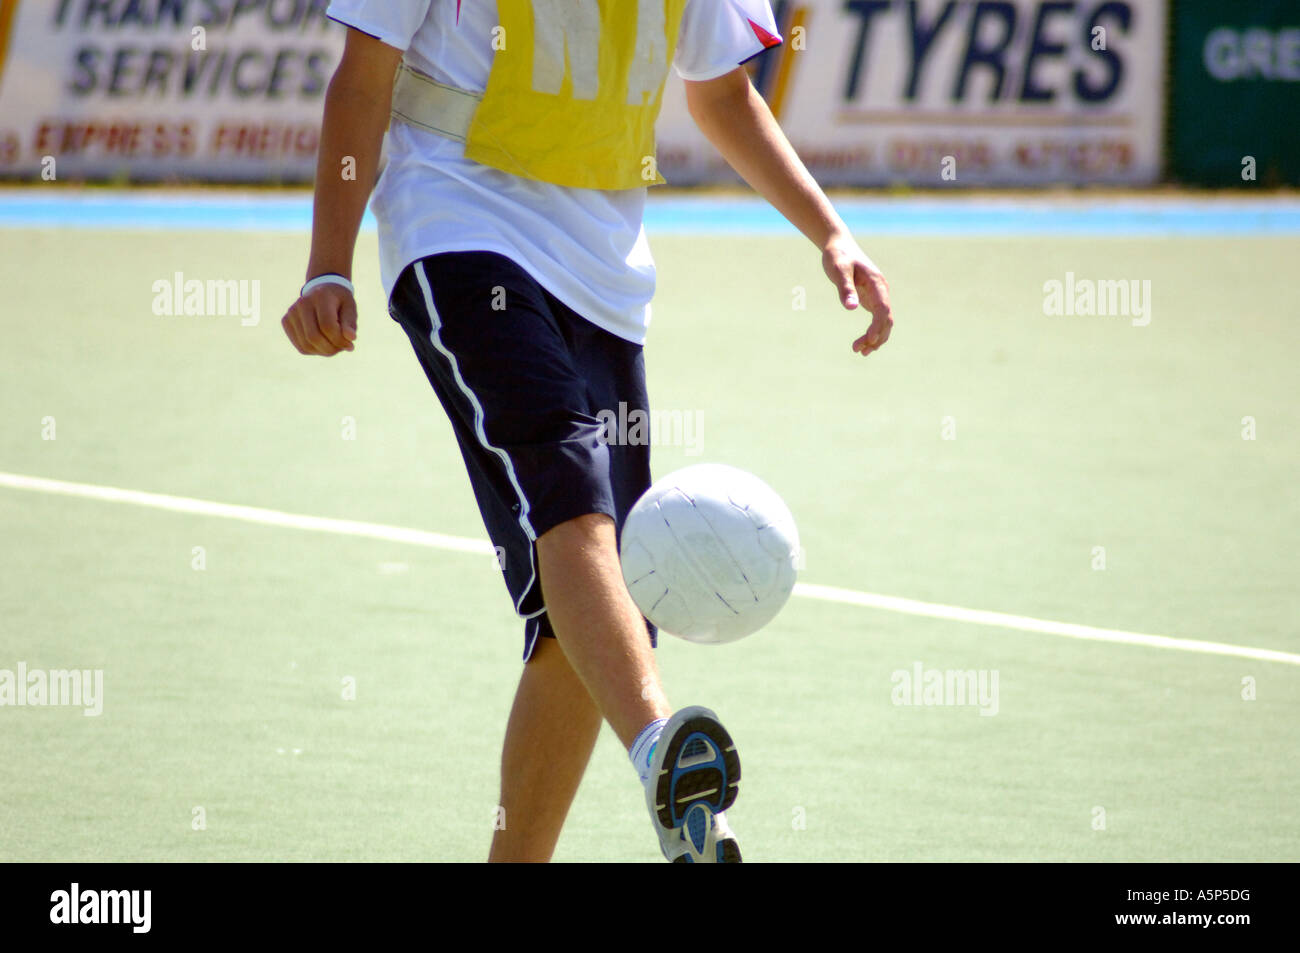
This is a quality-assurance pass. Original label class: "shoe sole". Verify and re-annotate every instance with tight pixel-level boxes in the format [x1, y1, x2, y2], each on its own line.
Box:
[652, 713, 741, 832]
[672, 840, 742, 863]
[671, 804, 744, 864]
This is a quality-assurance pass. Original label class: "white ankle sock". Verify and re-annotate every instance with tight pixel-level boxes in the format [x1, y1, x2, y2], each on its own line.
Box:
[629, 717, 668, 786]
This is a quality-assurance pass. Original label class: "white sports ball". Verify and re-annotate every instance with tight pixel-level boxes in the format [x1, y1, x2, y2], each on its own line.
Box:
[619, 463, 800, 644]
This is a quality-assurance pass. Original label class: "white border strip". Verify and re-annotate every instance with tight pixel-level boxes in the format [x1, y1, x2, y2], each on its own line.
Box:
[2, 470, 1297, 667]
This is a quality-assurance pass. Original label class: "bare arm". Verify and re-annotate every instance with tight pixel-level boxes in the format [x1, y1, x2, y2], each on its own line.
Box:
[684, 68, 893, 357]
[282, 27, 402, 356]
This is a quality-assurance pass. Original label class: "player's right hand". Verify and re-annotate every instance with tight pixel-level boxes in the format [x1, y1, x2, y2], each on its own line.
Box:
[281, 285, 358, 356]
[821, 234, 894, 358]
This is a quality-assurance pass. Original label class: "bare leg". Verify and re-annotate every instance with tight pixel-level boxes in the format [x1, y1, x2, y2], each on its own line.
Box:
[488, 637, 602, 862]
[487, 512, 672, 862]
[535, 513, 671, 747]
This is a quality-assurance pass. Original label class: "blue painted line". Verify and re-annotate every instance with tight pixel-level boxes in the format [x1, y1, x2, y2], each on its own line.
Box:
[0, 192, 361, 231]
[1, 191, 1298, 235]
[666, 198, 1300, 236]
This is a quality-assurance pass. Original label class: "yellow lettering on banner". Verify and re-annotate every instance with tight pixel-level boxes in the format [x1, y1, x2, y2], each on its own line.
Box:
[465, 0, 687, 190]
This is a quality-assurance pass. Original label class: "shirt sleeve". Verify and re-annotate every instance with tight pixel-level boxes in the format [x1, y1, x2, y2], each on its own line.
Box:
[674, 0, 783, 82]
[326, 0, 433, 52]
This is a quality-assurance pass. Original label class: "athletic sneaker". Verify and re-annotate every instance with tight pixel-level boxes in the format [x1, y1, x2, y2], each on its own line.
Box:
[645, 706, 743, 863]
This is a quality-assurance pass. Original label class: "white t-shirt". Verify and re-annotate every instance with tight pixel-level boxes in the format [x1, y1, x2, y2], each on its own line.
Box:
[326, 0, 780, 344]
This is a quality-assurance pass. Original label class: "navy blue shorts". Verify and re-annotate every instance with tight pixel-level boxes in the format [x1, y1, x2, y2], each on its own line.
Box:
[388, 251, 657, 661]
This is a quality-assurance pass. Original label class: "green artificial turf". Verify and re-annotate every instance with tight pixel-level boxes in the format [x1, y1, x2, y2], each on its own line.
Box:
[1, 225, 1296, 861]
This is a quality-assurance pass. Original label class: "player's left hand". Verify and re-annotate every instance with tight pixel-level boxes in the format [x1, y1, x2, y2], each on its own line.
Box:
[822, 235, 893, 357]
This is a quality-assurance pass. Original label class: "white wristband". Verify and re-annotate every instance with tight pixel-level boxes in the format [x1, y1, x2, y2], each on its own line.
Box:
[301, 274, 354, 297]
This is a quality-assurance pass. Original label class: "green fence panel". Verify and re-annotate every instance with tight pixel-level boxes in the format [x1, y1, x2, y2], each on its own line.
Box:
[1170, 0, 1300, 186]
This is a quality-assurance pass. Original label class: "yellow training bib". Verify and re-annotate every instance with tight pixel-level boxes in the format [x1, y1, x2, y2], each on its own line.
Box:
[465, 0, 688, 191]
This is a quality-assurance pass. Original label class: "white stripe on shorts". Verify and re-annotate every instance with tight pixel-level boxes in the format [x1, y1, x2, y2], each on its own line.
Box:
[415, 261, 541, 620]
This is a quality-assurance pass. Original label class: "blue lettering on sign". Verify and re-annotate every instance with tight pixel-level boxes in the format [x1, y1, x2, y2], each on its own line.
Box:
[840, 0, 1134, 105]
[954, 1, 1017, 101]
[1021, 1, 1072, 102]
[1077, 1, 1130, 102]
[906, 1, 957, 99]
[844, 0, 892, 99]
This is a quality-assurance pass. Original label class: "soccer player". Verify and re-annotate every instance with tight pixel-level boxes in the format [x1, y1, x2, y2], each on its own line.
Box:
[280, 0, 893, 863]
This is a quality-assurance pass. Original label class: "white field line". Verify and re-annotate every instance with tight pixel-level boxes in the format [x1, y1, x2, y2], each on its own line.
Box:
[0, 471, 493, 555]
[3, 471, 1297, 668]
[793, 583, 1300, 667]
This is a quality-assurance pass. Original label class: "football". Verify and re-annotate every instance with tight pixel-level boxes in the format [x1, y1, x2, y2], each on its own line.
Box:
[619, 463, 800, 644]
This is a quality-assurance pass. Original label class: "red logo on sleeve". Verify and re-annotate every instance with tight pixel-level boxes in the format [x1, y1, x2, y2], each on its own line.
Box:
[747, 18, 781, 49]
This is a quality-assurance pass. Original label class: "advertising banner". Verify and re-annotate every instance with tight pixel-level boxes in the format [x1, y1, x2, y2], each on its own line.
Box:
[0, 0, 1167, 186]
[1168, 0, 1300, 187]
[659, 0, 1167, 186]
[0, 0, 343, 182]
